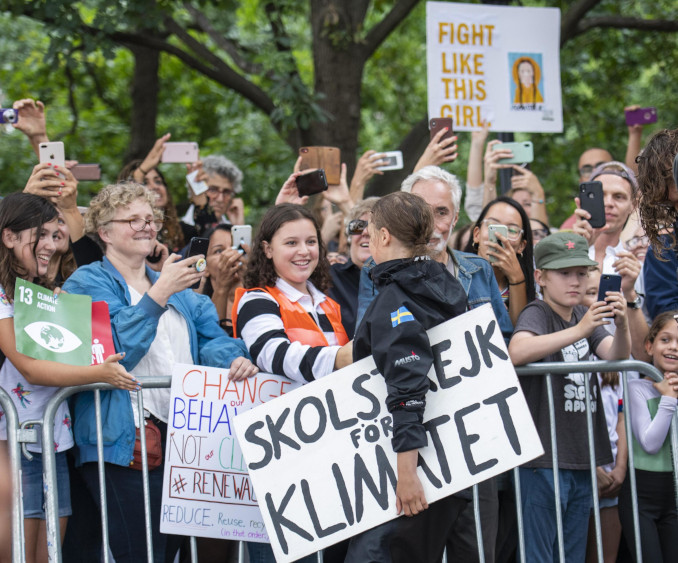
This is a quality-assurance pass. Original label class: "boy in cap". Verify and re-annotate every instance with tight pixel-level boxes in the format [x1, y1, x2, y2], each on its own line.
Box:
[509, 232, 630, 562]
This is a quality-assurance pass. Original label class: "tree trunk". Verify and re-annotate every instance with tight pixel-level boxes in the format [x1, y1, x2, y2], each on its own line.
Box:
[125, 44, 160, 163]
[308, 0, 370, 179]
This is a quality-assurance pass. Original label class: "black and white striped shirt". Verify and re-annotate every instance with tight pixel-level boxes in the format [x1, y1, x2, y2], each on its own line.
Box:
[236, 278, 341, 383]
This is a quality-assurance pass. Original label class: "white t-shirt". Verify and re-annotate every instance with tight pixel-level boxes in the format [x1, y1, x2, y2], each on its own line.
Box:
[128, 287, 193, 425]
[597, 374, 623, 472]
[0, 284, 74, 453]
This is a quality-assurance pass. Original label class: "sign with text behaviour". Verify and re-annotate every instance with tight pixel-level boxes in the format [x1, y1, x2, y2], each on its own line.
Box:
[14, 279, 92, 365]
[160, 365, 301, 542]
[426, 2, 562, 132]
[234, 305, 544, 562]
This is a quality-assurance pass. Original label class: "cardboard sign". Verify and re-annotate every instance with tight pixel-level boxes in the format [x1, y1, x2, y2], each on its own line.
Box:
[91, 301, 115, 365]
[160, 364, 301, 542]
[234, 305, 544, 562]
[14, 279, 92, 365]
[426, 2, 563, 132]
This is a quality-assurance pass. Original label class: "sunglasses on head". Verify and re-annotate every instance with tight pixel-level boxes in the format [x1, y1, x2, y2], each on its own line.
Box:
[347, 219, 369, 236]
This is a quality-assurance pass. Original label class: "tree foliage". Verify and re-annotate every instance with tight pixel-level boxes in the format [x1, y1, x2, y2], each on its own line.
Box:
[0, 0, 677, 227]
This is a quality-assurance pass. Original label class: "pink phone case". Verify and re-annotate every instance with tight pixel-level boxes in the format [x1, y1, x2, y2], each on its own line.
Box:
[161, 142, 199, 163]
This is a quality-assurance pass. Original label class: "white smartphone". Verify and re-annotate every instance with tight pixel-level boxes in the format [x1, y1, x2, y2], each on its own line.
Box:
[374, 150, 403, 171]
[39, 142, 65, 168]
[487, 224, 508, 263]
[231, 225, 252, 254]
[161, 142, 199, 163]
[186, 169, 208, 196]
[39, 142, 65, 179]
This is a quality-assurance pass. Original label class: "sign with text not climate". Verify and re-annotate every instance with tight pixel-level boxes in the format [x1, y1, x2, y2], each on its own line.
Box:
[234, 304, 544, 562]
[14, 279, 92, 366]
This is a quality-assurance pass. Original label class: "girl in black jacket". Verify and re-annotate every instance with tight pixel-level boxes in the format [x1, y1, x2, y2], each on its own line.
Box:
[347, 191, 468, 563]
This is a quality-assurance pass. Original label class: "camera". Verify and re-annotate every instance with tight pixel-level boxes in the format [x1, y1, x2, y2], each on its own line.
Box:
[0, 109, 18, 124]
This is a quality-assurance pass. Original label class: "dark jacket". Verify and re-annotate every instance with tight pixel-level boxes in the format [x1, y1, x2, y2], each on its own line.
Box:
[353, 257, 467, 453]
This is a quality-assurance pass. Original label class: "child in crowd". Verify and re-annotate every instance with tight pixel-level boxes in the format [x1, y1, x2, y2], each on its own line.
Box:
[582, 268, 627, 563]
[618, 311, 678, 561]
[509, 232, 630, 562]
[345, 192, 467, 562]
[0, 193, 136, 563]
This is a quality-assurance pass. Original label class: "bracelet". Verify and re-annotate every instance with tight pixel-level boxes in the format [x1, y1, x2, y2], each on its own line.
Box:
[138, 166, 149, 175]
[508, 279, 526, 286]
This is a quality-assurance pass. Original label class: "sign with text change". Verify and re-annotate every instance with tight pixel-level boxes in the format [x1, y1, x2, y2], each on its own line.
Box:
[160, 365, 301, 542]
[234, 304, 544, 562]
[14, 279, 92, 365]
[426, 2, 562, 132]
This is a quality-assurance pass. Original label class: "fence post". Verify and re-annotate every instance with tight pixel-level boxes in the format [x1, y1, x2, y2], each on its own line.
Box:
[584, 372, 603, 562]
[0, 388, 26, 563]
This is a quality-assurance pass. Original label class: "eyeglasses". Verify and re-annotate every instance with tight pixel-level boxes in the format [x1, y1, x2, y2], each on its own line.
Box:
[532, 228, 549, 241]
[481, 219, 524, 241]
[624, 235, 649, 250]
[108, 218, 164, 232]
[578, 161, 607, 178]
[347, 219, 369, 236]
[206, 186, 234, 198]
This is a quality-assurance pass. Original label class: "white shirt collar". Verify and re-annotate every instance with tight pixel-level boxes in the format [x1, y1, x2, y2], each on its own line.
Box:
[275, 277, 326, 305]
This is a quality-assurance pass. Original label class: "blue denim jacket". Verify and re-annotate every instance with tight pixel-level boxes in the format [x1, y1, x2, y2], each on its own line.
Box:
[356, 250, 513, 341]
[62, 258, 249, 466]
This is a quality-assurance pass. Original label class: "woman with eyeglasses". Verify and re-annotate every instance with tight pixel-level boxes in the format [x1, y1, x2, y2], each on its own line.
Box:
[530, 218, 551, 245]
[328, 198, 379, 339]
[465, 196, 536, 325]
[62, 182, 256, 563]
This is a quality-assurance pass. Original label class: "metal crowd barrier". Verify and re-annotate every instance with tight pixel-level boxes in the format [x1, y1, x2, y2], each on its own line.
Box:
[4, 361, 678, 562]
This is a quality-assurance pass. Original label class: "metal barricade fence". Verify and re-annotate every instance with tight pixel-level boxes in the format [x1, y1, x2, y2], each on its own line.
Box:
[6, 361, 678, 562]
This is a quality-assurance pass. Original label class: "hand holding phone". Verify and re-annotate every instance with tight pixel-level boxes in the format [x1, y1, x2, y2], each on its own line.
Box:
[186, 169, 208, 196]
[492, 141, 533, 164]
[298, 147, 341, 184]
[487, 224, 508, 263]
[185, 237, 209, 289]
[231, 225, 252, 255]
[579, 181, 605, 229]
[429, 118, 454, 143]
[373, 151, 403, 171]
[161, 142, 199, 163]
[296, 169, 328, 197]
[597, 274, 622, 303]
[625, 107, 657, 127]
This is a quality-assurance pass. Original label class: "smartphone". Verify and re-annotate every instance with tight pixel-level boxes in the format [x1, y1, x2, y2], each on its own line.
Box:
[597, 274, 622, 303]
[298, 147, 341, 185]
[374, 150, 403, 171]
[579, 181, 605, 229]
[186, 237, 209, 289]
[487, 224, 508, 264]
[296, 169, 328, 197]
[492, 141, 534, 164]
[231, 225, 252, 254]
[161, 142, 199, 163]
[0, 108, 18, 124]
[39, 141, 65, 168]
[71, 164, 101, 181]
[429, 118, 453, 143]
[186, 169, 208, 196]
[625, 107, 657, 127]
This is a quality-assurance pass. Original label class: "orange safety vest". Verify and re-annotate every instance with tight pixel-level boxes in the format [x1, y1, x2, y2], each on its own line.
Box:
[232, 286, 349, 347]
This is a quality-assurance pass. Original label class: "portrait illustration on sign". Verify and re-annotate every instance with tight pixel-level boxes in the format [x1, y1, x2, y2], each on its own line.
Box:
[509, 53, 544, 110]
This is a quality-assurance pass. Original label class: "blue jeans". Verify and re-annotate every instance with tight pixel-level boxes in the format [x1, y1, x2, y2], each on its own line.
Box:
[519, 467, 592, 563]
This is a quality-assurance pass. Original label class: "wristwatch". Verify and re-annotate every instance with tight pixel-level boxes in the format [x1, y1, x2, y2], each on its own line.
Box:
[627, 294, 643, 310]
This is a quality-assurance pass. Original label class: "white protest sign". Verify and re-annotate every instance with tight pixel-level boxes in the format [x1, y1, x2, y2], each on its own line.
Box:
[160, 366, 301, 542]
[426, 1, 562, 132]
[234, 305, 544, 562]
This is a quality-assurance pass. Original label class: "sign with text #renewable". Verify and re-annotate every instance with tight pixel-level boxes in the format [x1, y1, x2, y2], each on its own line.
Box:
[234, 304, 544, 562]
[160, 365, 301, 542]
[426, 2, 562, 132]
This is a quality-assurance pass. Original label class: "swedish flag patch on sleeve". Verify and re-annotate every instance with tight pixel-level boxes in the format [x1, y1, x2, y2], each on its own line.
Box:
[391, 306, 414, 327]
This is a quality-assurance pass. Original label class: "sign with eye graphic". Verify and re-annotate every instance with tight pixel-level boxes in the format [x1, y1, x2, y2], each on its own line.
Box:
[14, 279, 92, 365]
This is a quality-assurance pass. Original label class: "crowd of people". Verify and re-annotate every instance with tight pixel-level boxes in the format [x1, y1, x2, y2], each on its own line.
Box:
[0, 96, 677, 563]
